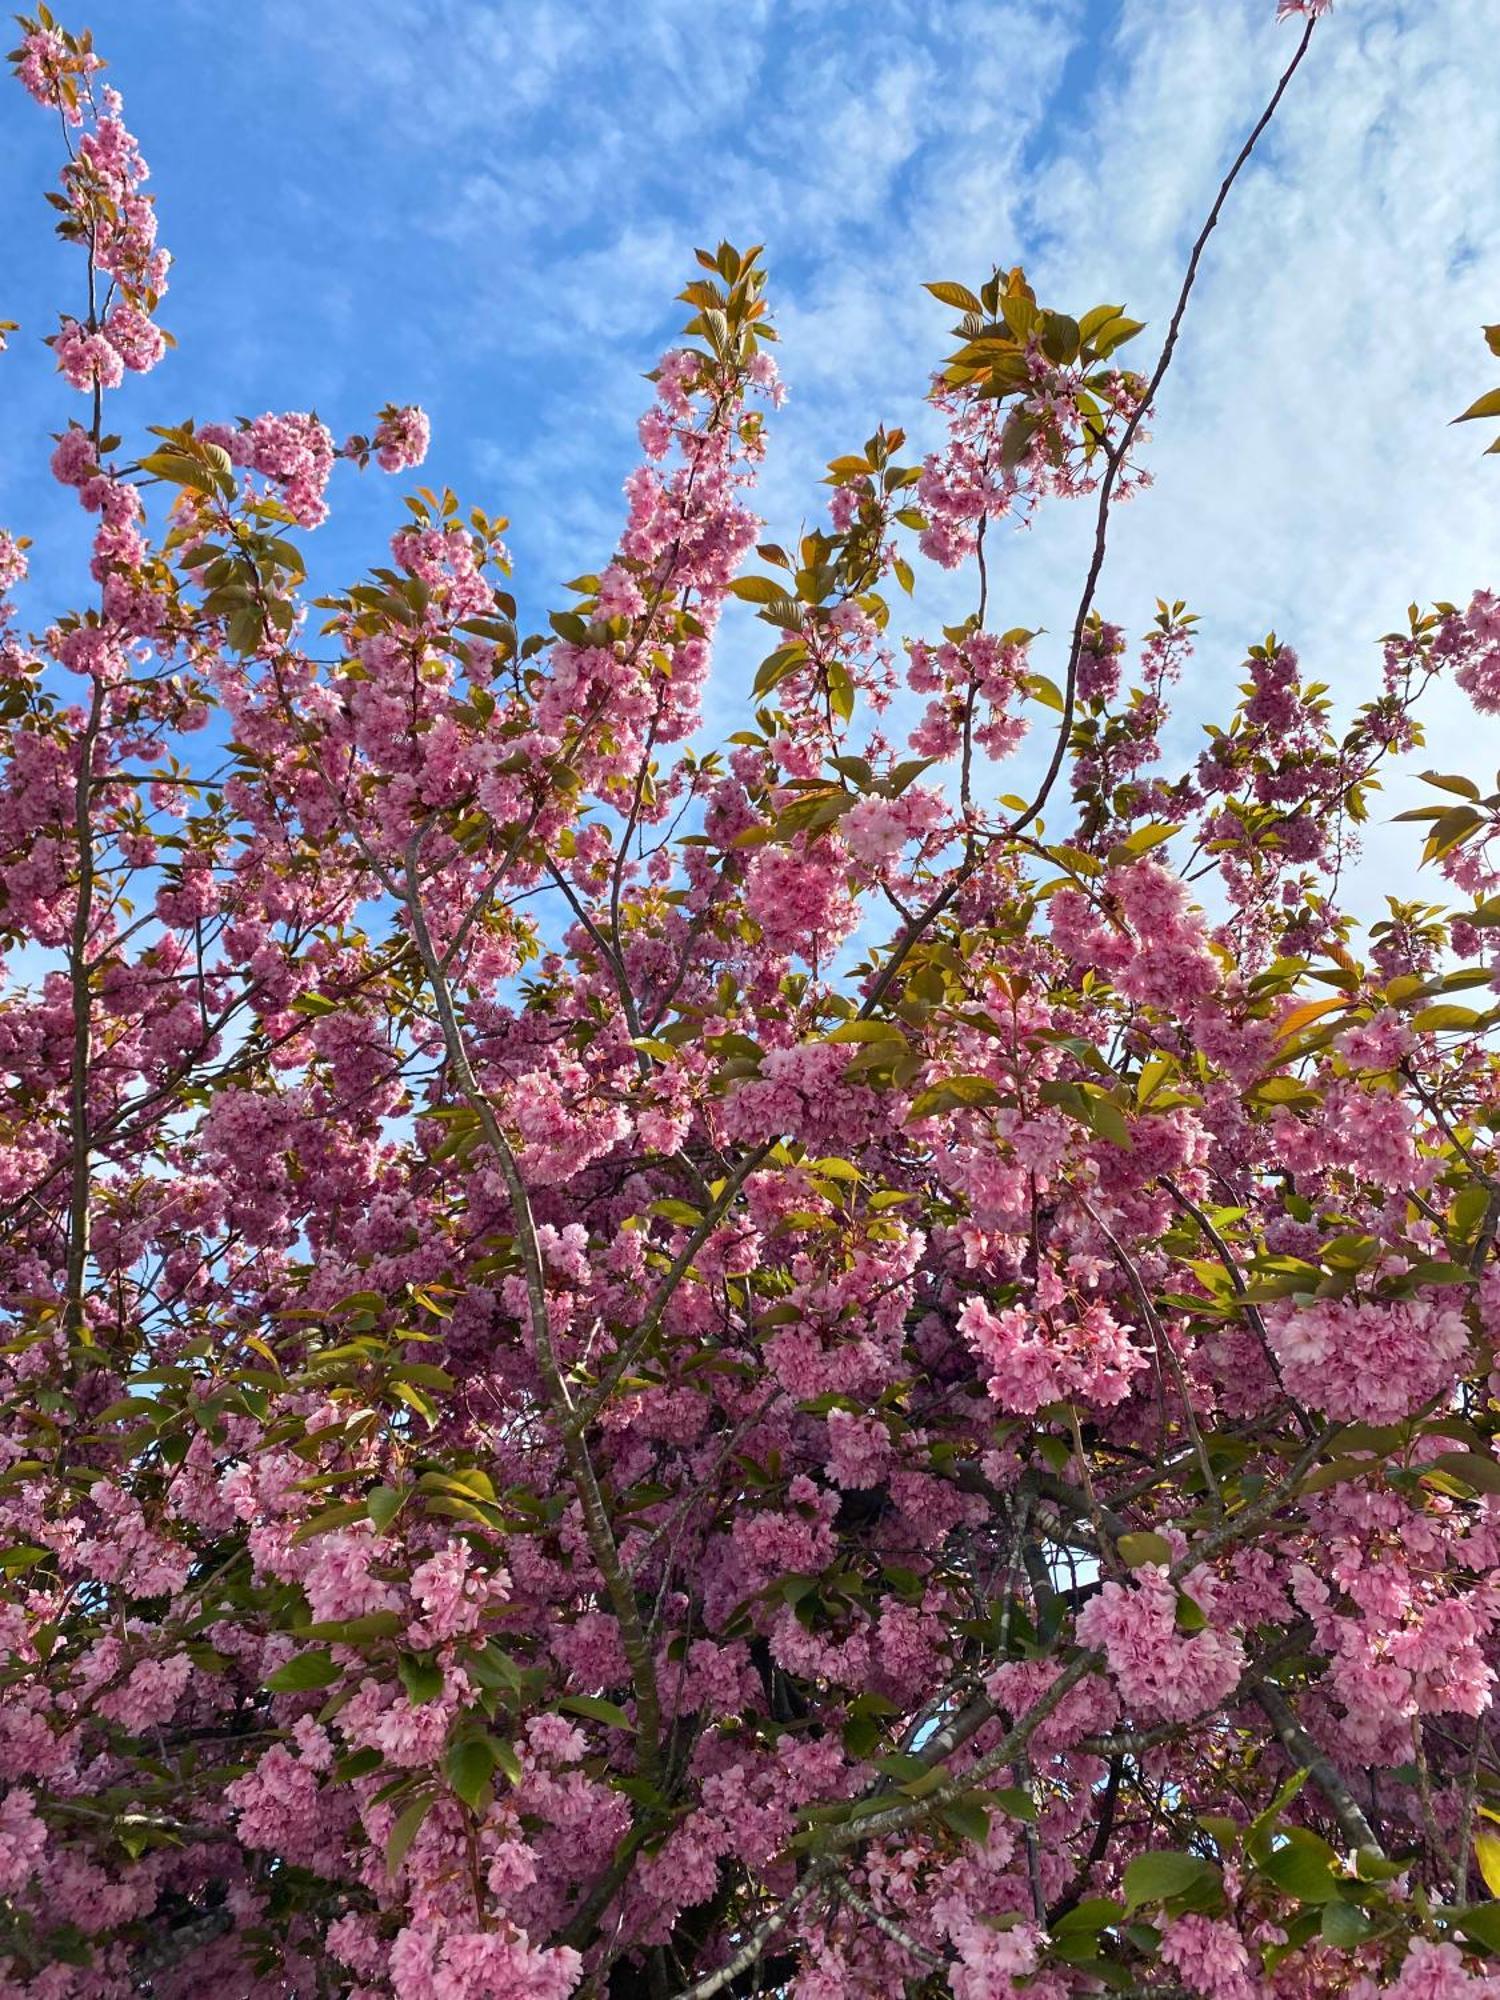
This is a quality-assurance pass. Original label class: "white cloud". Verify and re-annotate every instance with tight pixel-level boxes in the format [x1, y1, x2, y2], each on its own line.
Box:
[9, 0, 1497, 920]
[414, 0, 1499, 908]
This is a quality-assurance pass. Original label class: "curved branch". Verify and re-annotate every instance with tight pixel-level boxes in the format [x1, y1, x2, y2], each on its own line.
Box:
[1007, 15, 1317, 838]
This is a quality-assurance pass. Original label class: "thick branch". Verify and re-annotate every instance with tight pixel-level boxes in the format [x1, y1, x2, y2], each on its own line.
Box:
[401, 846, 664, 1779]
[1253, 1679, 1383, 1857]
[64, 679, 106, 1342]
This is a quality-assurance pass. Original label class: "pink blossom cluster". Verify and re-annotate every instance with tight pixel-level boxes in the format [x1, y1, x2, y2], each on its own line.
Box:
[1159, 1915, 1260, 2000]
[1456, 588, 1500, 714]
[958, 1294, 1144, 1413]
[18, 26, 172, 394]
[1266, 1292, 1469, 1424]
[343, 402, 433, 475]
[1076, 1563, 1246, 1722]
[2, 9, 1499, 1996]
[200, 411, 337, 527]
[1050, 858, 1220, 1013]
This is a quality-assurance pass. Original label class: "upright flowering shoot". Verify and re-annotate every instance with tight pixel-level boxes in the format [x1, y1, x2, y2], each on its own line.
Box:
[2, 4, 1499, 1999]
[918, 266, 1151, 570]
[15, 8, 170, 393]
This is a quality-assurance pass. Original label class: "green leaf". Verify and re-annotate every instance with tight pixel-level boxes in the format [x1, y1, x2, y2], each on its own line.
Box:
[0, 1545, 51, 1573]
[1261, 1833, 1340, 1904]
[295, 1611, 403, 1643]
[446, 1737, 497, 1812]
[1403, 1260, 1477, 1287]
[924, 280, 983, 313]
[648, 1198, 703, 1225]
[1411, 1004, 1482, 1032]
[1116, 1531, 1173, 1569]
[1248, 1769, 1311, 1860]
[1092, 315, 1145, 359]
[999, 410, 1038, 468]
[291, 1500, 371, 1543]
[940, 1798, 991, 1845]
[367, 1485, 405, 1532]
[753, 644, 807, 695]
[559, 1695, 631, 1728]
[1427, 1451, 1500, 1496]
[1026, 673, 1066, 713]
[874, 1751, 928, 1784]
[398, 1655, 445, 1705]
[1078, 304, 1126, 343]
[1085, 1094, 1134, 1150]
[1117, 821, 1182, 858]
[1001, 293, 1039, 341]
[1353, 1844, 1402, 1882]
[332, 1746, 383, 1782]
[386, 1791, 435, 1874]
[1039, 311, 1081, 364]
[843, 1711, 884, 1760]
[908, 1075, 1003, 1120]
[1123, 1850, 1217, 1910]
[987, 1785, 1037, 1822]
[826, 1020, 907, 1045]
[828, 659, 855, 722]
[265, 1649, 340, 1693]
[138, 449, 223, 492]
[1458, 1902, 1500, 1955]
[1320, 1899, 1371, 1947]
[1052, 1897, 1124, 1937]
[1175, 1591, 1207, 1633]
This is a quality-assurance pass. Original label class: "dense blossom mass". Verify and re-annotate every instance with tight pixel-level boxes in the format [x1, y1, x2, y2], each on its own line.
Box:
[1, 4, 1499, 1997]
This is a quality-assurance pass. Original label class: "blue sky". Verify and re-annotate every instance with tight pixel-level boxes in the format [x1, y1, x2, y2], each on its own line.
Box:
[3, 0, 1498, 890]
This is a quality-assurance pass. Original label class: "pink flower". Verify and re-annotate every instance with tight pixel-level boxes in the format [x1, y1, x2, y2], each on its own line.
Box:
[842, 797, 908, 867]
[371, 402, 431, 473]
[102, 299, 166, 373]
[1349, 1938, 1500, 1998]
[744, 840, 857, 959]
[54, 319, 124, 391]
[1161, 1915, 1258, 2000]
[1266, 1294, 1468, 1425]
[949, 1920, 1052, 2000]
[0, 1787, 46, 1895]
[959, 1296, 1144, 1414]
[1077, 1564, 1246, 1722]
[0, 532, 26, 598]
[1457, 589, 1500, 714]
[206, 410, 336, 527]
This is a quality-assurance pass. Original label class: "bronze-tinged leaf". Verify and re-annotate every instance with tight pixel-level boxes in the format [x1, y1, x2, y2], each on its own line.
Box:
[1454, 387, 1500, 423]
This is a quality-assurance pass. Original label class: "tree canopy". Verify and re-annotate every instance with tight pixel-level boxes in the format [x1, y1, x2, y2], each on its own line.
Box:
[3, 4, 1500, 1995]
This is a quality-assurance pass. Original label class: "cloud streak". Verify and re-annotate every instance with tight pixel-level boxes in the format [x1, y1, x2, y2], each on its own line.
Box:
[2, 0, 1495, 907]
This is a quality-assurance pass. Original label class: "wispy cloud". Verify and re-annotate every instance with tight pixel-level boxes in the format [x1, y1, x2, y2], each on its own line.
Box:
[3, 0, 1495, 905]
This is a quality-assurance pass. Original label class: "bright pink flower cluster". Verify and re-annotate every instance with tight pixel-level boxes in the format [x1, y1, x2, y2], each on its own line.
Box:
[1076, 1564, 1246, 1722]
[200, 411, 337, 527]
[958, 1295, 1144, 1413]
[1266, 1292, 1469, 1424]
[18, 22, 171, 394]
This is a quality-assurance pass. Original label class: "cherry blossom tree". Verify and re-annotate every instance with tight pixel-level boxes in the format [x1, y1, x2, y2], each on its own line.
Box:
[3, 3, 1500, 1996]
